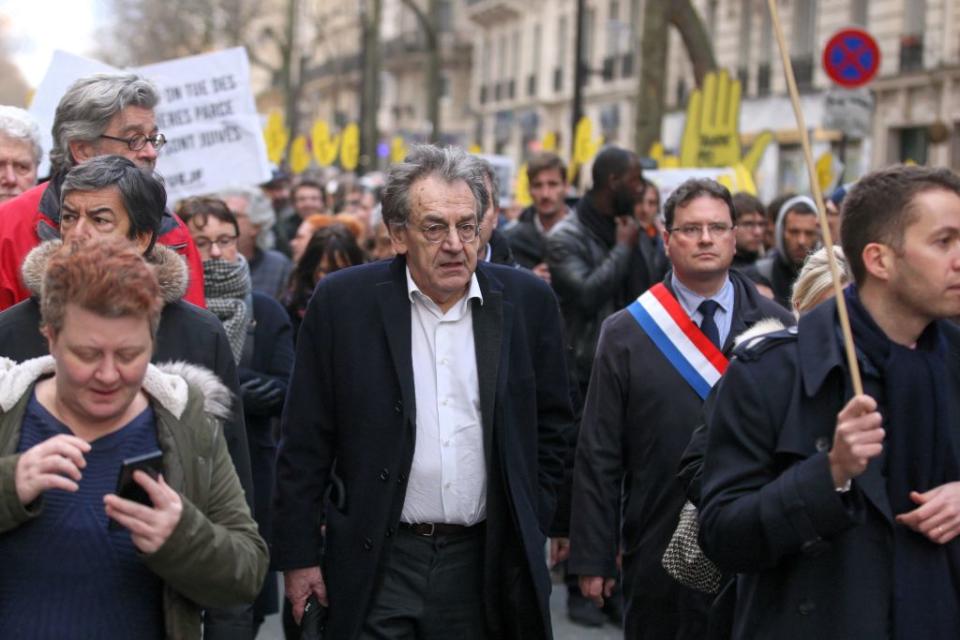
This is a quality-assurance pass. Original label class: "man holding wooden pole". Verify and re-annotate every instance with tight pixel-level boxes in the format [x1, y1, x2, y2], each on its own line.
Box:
[698, 164, 960, 638]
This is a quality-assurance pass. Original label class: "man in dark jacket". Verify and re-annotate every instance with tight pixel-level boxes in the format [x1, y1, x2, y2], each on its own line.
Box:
[473, 156, 518, 267]
[0, 73, 205, 311]
[570, 179, 793, 639]
[546, 146, 649, 394]
[504, 152, 571, 280]
[273, 145, 573, 640]
[753, 195, 820, 308]
[0, 156, 258, 637]
[700, 165, 960, 639]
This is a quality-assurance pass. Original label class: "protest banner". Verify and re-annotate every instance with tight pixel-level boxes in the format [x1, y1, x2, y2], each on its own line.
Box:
[29, 48, 271, 202]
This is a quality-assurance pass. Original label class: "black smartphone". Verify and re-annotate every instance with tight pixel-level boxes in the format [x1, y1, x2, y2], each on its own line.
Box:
[109, 450, 164, 530]
[300, 593, 327, 640]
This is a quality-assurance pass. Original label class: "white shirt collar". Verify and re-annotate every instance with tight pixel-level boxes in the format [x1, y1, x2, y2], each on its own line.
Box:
[405, 265, 483, 309]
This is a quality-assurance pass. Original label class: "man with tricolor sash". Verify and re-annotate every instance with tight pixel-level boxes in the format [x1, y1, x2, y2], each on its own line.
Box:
[569, 178, 791, 638]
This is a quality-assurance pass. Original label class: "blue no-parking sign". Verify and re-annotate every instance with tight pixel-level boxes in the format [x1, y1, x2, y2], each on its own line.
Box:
[822, 28, 881, 88]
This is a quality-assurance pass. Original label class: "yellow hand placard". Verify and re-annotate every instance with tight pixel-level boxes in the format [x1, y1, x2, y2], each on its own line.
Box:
[569, 117, 604, 182]
[340, 123, 360, 171]
[541, 131, 557, 152]
[263, 112, 289, 165]
[390, 136, 407, 165]
[312, 120, 340, 167]
[289, 135, 311, 175]
[514, 163, 532, 207]
[677, 70, 772, 174]
[468, 144, 482, 154]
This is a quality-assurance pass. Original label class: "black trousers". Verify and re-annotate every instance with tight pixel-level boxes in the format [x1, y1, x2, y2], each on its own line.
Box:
[358, 525, 488, 640]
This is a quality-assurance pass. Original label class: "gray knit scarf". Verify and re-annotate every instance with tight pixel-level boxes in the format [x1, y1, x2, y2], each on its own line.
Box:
[203, 256, 252, 364]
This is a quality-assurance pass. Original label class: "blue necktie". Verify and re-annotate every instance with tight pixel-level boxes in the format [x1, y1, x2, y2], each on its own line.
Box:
[698, 300, 721, 349]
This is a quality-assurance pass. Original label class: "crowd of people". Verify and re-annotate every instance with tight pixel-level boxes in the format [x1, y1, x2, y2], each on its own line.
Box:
[1, 70, 959, 640]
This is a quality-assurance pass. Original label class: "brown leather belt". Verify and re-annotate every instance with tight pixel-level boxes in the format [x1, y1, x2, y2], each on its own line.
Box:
[399, 521, 484, 537]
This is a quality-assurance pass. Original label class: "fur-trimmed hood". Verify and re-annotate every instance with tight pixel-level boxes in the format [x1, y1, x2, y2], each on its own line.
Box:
[733, 317, 788, 349]
[0, 355, 231, 421]
[20, 240, 189, 304]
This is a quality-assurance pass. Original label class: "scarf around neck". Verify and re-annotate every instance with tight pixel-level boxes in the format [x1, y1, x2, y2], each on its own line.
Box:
[203, 256, 252, 364]
[844, 285, 960, 638]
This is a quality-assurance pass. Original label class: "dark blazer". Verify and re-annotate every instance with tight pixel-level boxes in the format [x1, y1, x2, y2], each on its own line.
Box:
[0, 297, 255, 507]
[699, 299, 960, 639]
[272, 255, 574, 640]
[569, 270, 793, 595]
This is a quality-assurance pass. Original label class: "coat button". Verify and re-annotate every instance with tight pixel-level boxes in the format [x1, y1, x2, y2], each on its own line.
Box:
[386, 527, 394, 537]
[379, 468, 390, 481]
[797, 599, 815, 615]
[363, 537, 373, 550]
[396, 472, 406, 485]
[394, 400, 402, 415]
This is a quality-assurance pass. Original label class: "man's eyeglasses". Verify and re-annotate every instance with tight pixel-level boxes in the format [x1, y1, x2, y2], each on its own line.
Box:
[669, 223, 735, 239]
[193, 235, 238, 251]
[100, 132, 167, 152]
[415, 221, 481, 244]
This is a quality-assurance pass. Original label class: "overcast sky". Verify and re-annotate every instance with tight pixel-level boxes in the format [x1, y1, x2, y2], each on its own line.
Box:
[2, 0, 102, 88]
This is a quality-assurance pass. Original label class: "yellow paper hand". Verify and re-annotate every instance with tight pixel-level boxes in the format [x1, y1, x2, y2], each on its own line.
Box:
[678, 70, 772, 174]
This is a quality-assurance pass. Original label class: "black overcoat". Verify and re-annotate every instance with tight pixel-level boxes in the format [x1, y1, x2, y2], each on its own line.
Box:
[699, 298, 960, 639]
[271, 255, 573, 640]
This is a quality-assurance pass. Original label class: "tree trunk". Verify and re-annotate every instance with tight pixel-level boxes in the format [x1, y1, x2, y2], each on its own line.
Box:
[633, 0, 717, 157]
[668, 0, 717, 87]
[360, 0, 383, 173]
[281, 0, 300, 163]
[425, 0, 441, 144]
[633, 0, 668, 156]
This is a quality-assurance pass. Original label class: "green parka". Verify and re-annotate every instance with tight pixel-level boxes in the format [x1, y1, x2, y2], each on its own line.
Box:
[0, 356, 268, 639]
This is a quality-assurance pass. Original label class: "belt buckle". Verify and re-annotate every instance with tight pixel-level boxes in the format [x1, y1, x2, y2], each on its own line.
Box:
[421, 523, 436, 537]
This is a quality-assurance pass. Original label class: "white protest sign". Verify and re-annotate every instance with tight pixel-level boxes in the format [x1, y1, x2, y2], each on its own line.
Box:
[28, 48, 271, 202]
[28, 51, 116, 179]
[645, 168, 739, 205]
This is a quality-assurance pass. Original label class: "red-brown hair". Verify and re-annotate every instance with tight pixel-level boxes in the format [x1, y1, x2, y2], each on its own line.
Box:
[41, 239, 163, 337]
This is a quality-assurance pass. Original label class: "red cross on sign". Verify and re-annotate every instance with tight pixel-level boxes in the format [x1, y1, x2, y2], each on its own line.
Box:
[822, 28, 881, 88]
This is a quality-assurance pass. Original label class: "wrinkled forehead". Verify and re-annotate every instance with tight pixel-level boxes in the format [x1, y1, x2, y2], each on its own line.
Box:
[409, 175, 478, 223]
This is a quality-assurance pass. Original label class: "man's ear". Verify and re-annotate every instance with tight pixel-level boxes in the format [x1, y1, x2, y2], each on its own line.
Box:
[135, 232, 154, 256]
[68, 138, 98, 165]
[388, 224, 408, 255]
[861, 242, 893, 282]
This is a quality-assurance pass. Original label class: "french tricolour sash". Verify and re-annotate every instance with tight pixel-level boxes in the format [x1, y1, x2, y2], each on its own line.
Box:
[627, 283, 729, 400]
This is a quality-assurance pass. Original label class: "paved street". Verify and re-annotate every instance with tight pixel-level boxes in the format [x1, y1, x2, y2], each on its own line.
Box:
[257, 575, 623, 639]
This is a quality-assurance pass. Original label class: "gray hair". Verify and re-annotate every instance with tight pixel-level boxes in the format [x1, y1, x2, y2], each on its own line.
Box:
[0, 106, 42, 166]
[217, 186, 275, 228]
[50, 74, 160, 176]
[469, 156, 498, 214]
[381, 145, 486, 227]
[60, 155, 166, 255]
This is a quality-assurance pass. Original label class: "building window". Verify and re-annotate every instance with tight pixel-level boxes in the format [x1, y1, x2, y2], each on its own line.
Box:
[896, 126, 929, 164]
[790, 0, 817, 90]
[738, 0, 752, 91]
[851, 0, 868, 26]
[757, 63, 771, 96]
[900, 0, 926, 71]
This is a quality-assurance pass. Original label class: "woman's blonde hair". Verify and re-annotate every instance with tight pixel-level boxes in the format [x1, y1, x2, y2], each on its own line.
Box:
[791, 245, 849, 315]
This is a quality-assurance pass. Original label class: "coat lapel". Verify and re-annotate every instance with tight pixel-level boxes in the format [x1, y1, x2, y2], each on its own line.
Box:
[377, 257, 416, 427]
[473, 267, 504, 467]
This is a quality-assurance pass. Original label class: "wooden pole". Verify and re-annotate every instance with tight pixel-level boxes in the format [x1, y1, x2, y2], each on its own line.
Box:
[766, 0, 863, 395]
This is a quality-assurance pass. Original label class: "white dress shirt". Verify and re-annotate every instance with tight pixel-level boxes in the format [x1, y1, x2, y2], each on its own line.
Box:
[401, 267, 487, 525]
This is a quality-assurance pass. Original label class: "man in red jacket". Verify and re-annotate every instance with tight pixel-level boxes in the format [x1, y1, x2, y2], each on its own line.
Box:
[0, 73, 204, 311]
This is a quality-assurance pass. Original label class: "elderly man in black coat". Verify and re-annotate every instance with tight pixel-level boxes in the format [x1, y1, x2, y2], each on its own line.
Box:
[700, 165, 960, 639]
[272, 144, 573, 640]
[569, 179, 792, 639]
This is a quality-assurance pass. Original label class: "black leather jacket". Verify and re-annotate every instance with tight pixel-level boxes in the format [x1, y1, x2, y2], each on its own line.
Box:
[546, 207, 633, 389]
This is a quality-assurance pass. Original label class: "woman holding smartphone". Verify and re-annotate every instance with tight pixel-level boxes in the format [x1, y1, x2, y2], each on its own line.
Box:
[0, 240, 267, 639]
